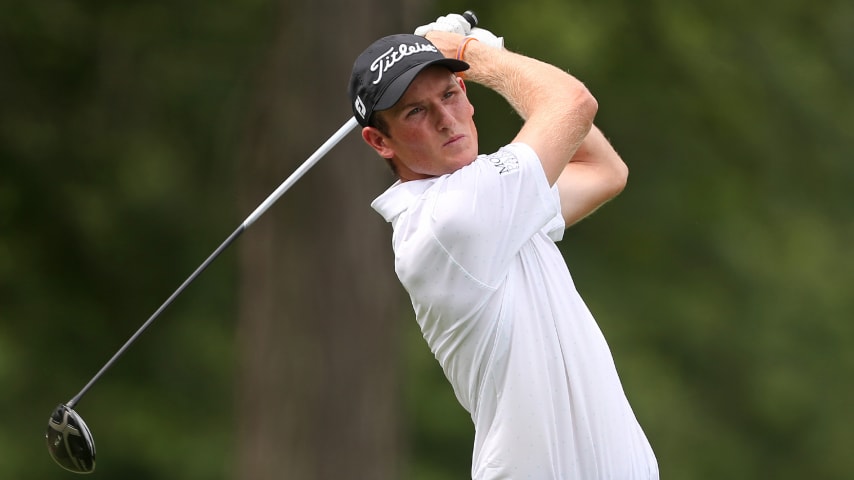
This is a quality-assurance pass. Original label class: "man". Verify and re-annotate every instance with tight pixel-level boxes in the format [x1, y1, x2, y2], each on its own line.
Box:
[349, 14, 658, 479]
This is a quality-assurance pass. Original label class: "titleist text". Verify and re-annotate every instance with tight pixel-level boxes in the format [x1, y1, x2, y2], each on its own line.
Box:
[370, 43, 438, 85]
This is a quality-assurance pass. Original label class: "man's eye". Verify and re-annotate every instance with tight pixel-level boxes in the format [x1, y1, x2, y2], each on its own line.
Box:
[407, 107, 423, 117]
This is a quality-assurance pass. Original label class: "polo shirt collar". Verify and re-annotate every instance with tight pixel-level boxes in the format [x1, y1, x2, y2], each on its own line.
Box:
[371, 177, 437, 223]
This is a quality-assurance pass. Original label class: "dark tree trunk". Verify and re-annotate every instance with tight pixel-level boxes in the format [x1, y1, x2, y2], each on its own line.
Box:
[234, 1, 428, 478]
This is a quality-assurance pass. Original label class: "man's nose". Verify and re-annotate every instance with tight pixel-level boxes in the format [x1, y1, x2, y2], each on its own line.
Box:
[434, 104, 455, 130]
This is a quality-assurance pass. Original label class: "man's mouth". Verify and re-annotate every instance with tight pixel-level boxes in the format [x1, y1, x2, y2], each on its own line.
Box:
[443, 135, 464, 147]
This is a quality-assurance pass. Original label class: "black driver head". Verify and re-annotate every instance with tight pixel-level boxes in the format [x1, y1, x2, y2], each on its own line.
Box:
[46, 404, 96, 473]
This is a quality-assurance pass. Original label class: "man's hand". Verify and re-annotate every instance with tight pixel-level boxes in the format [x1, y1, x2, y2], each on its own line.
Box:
[415, 13, 504, 50]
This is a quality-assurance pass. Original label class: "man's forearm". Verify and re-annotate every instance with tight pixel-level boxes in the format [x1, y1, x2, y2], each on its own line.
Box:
[460, 43, 587, 122]
[557, 125, 628, 226]
[426, 31, 597, 185]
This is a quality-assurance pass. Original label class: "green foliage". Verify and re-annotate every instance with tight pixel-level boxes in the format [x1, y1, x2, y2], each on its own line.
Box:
[1, 0, 273, 477]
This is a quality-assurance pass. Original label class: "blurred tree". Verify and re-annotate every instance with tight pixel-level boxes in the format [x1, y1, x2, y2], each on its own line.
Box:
[233, 0, 426, 478]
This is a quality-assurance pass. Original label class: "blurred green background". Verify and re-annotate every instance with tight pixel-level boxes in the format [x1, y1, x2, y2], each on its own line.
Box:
[2, 0, 852, 478]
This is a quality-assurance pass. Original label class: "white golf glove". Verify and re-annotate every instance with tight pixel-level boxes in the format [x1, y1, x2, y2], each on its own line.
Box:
[414, 13, 472, 36]
[414, 13, 504, 50]
[468, 27, 504, 49]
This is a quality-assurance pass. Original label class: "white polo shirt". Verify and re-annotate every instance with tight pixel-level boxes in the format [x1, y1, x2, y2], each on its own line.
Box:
[372, 143, 658, 479]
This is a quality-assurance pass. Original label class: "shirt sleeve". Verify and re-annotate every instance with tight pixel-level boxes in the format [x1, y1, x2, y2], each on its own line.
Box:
[544, 186, 566, 242]
[427, 143, 559, 287]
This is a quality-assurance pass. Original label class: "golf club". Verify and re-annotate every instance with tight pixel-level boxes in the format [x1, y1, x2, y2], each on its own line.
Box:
[46, 116, 359, 473]
[46, 10, 480, 473]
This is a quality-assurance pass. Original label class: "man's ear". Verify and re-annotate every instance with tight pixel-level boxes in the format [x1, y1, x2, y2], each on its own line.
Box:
[361, 126, 394, 159]
[457, 74, 467, 93]
[456, 75, 474, 115]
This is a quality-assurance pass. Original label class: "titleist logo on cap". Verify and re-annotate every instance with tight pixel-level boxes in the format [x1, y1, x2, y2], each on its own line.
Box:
[370, 42, 439, 85]
[349, 34, 467, 127]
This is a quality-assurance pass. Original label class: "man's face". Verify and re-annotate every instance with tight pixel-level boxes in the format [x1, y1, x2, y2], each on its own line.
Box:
[368, 66, 478, 181]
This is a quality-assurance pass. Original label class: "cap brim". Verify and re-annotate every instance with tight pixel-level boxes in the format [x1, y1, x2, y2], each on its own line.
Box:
[373, 58, 469, 112]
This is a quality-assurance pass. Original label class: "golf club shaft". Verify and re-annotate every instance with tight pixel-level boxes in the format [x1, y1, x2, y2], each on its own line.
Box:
[244, 117, 359, 228]
[67, 117, 360, 409]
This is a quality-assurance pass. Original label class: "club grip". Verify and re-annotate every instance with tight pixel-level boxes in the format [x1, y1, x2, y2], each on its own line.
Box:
[462, 10, 478, 28]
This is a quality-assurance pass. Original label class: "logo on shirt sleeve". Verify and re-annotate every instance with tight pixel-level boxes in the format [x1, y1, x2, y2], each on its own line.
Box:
[487, 150, 520, 175]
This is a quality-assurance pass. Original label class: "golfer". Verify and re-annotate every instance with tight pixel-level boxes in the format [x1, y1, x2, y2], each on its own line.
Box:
[349, 14, 658, 479]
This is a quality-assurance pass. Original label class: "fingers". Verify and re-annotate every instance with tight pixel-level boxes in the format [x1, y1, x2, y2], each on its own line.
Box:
[414, 13, 472, 36]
